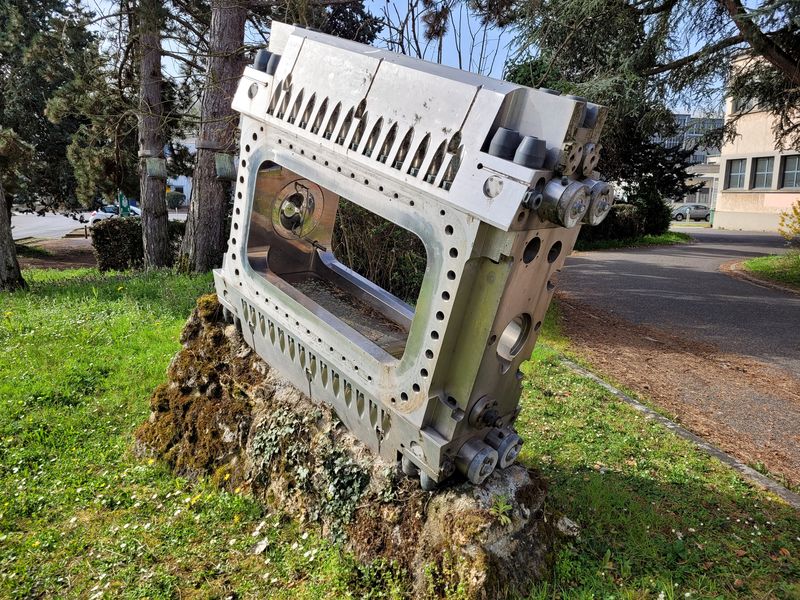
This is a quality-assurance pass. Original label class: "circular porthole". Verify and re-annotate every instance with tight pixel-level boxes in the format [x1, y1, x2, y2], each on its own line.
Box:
[496, 314, 532, 362]
[523, 237, 541, 264]
[547, 241, 563, 263]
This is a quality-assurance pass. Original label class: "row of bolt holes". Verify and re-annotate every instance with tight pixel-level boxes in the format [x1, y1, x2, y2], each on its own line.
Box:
[230, 141, 560, 392]
[230, 129, 465, 405]
[395, 197, 461, 403]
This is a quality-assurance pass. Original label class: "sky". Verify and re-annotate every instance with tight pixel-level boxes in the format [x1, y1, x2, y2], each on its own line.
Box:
[364, 0, 513, 79]
[81, 0, 723, 118]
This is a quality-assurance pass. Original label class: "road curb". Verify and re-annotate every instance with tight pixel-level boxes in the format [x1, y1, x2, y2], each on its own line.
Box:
[720, 259, 800, 297]
[561, 357, 800, 511]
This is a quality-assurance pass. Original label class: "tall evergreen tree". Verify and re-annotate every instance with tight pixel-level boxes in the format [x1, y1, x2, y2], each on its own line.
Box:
[0, 129, 33, 291]
[0, 0, 97, 207]
[486, 0, 799, 149]
[179, 1, 382, 273]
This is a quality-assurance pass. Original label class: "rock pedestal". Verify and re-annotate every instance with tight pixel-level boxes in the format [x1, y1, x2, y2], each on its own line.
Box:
[136, 295, 554, 598]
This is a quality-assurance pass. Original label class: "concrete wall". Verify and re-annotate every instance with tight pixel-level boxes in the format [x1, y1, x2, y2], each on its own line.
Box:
[713, 210, 781, 231]
[716, 98, 799, 232]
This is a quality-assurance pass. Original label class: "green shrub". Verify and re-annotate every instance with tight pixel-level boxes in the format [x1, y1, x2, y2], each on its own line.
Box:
[629, 189, 672, 235]
[578, 204, 642, 243]
[91, 217, 186, 271]
[331, 199, 426, 304]
[166, 191, 186, 209]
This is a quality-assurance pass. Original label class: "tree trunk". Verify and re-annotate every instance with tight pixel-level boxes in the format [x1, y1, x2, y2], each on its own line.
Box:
[137, 0, 170, 269]
[180, 0, 247, 273]
[0, 182, 26, 292]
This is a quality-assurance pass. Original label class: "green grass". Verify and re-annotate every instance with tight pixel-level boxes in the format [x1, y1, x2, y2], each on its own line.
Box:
[520, 311, 800, 598]
[1, 269, 799, 599]
[14, 242, 52, 258]
[574, 231, 693, 252]
[742, 251, 800, 291]
[0, 268, 406, 599]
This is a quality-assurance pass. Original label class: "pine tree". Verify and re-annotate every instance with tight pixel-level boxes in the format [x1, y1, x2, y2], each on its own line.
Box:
[179, 1, 382, 273]
[0, 129, 33, 291]
[0, 0, 98, 207]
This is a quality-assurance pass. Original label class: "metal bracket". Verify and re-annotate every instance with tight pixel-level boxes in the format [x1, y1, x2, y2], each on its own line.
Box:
[214, 21, 612, 488]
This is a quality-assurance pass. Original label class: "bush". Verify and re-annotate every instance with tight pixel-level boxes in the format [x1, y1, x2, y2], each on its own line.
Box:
[166, 191, 186, 209]
[629, 188, 672, 236]
[91, 217, 186, 271]
[578, 204, 642, 244]
[331, 199, 426, 304]
[779, 200, 800, 247]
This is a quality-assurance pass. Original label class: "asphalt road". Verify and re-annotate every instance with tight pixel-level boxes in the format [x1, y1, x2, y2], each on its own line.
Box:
[11, 210, 188, 240]
[11, 213, 84, 240]
[560, 227, 800, 377]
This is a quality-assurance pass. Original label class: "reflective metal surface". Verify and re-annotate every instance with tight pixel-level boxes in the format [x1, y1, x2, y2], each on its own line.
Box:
[215, 22, 612, 487]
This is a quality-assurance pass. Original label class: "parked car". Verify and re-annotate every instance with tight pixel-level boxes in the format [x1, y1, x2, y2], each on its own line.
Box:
[672, 203, 710, 222]
[89, 204, 141, 225]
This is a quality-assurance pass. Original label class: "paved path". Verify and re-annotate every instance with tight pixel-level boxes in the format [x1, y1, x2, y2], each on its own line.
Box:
[11, 213, 85, 240]
[11, 210, 188, 240]
[560, 228, 800, 377]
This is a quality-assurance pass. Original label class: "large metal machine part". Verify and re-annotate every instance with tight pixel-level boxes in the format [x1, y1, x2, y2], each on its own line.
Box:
[214, 22, 612, 489]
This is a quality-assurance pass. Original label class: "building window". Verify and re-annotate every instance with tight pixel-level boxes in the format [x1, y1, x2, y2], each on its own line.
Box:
[726, 159, 746, 189]
[732, 96, 757, 114]
[782, 155, 800, 188]
[752, 157, 774, 189]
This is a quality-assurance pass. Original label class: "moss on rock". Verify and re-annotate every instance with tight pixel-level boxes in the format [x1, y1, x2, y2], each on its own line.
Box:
[136, 296, 554, 598]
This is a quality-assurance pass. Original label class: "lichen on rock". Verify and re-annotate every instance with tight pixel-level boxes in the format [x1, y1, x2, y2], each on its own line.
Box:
[136, 295, 554, 598]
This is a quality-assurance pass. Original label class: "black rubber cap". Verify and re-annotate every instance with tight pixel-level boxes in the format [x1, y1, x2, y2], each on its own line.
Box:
[266, 53, 281, 76]
[488, 127, 522, 160]
[253, 49, 271, 72]
[513, 136, 547, 169]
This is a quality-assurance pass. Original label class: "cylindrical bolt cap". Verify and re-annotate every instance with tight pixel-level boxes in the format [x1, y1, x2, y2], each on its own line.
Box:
[513, 136, 547, 169]
[253, 49, 271, 72]
[540, 179, 590, 228]
[582, 179, 614, 226]
[488, 127, 522, 160]
[456, 439, 499, 485]
[485, 427, 524, 469]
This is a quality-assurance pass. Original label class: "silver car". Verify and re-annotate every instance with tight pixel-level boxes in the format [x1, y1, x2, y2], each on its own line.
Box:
[89, 204, 141, 225]
[672, 203, 710, 222]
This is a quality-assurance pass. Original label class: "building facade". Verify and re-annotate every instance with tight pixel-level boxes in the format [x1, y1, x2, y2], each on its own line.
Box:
[686, 156, 720, 209]
[654, 113, 724, 207]
[657, 113, 725, 165]
[715, 102, 799, 231]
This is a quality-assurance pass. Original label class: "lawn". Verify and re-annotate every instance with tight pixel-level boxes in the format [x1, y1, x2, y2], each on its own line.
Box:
[1, 269, 798, 598]
[742, 251, 800, 292]
[520, 309, 800, 598]
[0, 269, 404, 599]
[574, 231, 693, 252]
